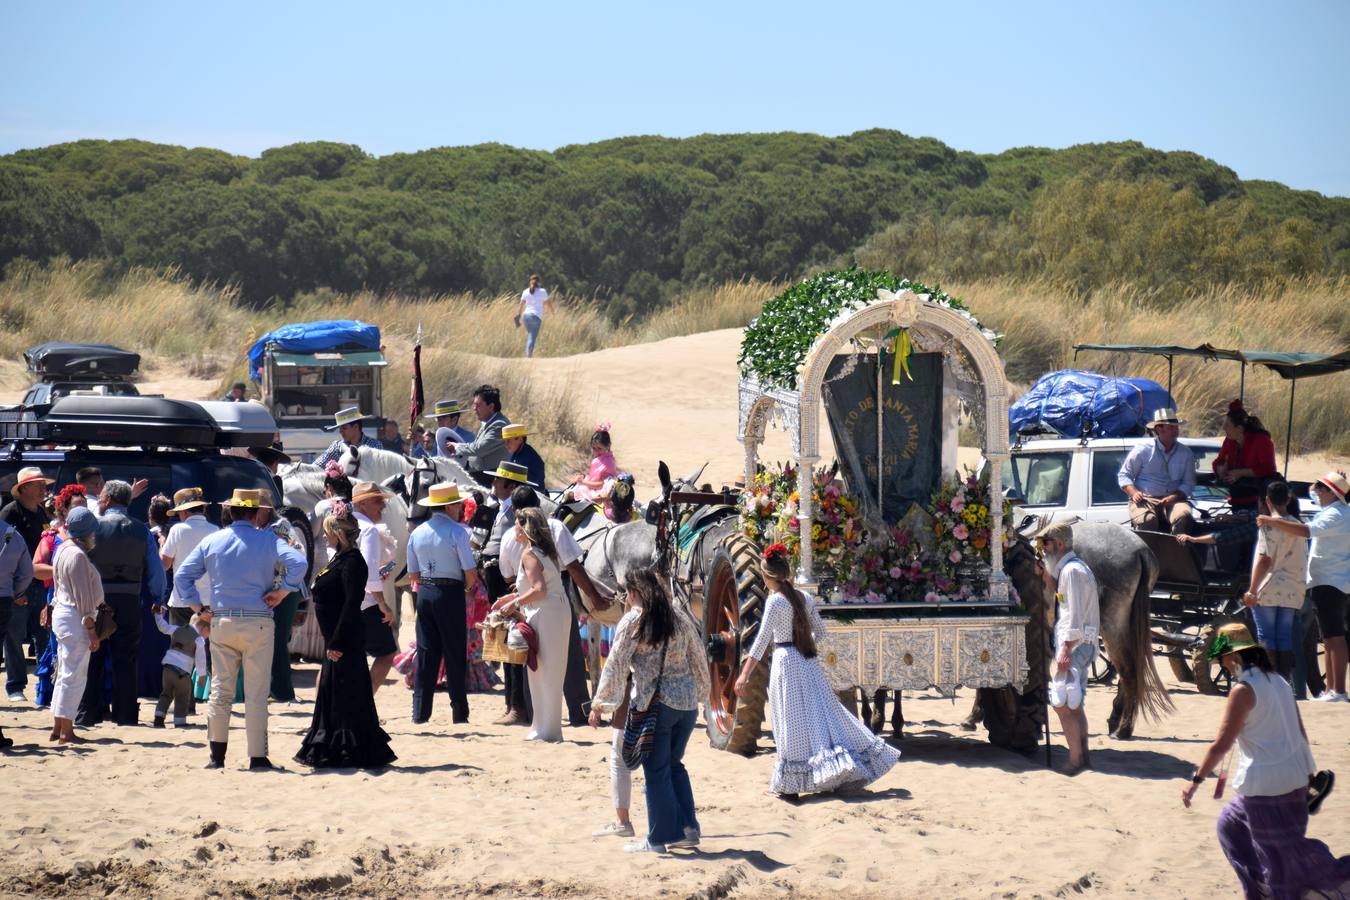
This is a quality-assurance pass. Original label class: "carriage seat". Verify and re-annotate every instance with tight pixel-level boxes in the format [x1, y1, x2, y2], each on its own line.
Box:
[1135, 529, 1244, 610]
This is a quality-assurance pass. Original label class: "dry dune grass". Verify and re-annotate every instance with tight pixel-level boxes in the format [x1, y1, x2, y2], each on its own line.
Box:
[958, 277, 1350, 455]
[3, 260, 1346, 454]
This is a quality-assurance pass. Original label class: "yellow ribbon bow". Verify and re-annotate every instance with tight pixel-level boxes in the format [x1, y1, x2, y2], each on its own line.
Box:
[882, 326, 913, 383]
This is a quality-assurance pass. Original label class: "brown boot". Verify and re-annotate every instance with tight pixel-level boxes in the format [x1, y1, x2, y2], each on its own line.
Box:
[494, 708, 526, 726]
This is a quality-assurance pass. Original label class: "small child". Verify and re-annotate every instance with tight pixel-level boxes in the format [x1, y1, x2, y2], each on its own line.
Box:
[570, 426, 618, 503]
[152, 606, 208, 728]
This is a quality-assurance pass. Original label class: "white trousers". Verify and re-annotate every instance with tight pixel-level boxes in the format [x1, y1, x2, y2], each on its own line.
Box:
[524, 595, 569, 742]
[610, 728, 632, 810]
[51, 604, 90, 721]
[208, 616, 274, 758]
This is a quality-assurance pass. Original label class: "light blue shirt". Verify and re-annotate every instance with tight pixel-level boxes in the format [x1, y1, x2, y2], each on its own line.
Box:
[1307, 502, 1350, 592]
[174, 521, 306, 613]
[0, 523, 34, 600]
[407, 512, 476, 581]
[1117, 439, 1196, 499]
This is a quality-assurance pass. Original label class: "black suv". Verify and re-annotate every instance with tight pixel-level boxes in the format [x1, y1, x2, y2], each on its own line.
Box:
[0, 396, 283, 522]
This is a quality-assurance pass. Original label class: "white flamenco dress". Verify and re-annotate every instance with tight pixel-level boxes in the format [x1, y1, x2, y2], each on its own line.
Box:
[750, 592, 901, 794]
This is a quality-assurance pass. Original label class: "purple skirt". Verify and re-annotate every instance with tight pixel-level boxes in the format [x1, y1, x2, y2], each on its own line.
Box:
[1217, 787, 1350, 899]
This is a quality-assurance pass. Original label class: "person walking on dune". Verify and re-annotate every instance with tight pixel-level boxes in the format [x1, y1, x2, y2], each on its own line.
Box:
[515, 274, 555, 358]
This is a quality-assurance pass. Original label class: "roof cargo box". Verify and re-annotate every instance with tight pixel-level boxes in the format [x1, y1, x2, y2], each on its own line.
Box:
[0, 397, 276, 450]
[24, 342, 141, 380]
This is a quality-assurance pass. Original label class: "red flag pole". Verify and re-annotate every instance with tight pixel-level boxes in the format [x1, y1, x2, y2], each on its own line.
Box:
[409, 322, 425, 431]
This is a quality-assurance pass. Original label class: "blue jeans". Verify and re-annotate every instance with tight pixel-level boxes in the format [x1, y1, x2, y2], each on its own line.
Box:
[522, 314, 542, 357]
[641, 703, 699, 846]
[1251, 605, 1297, 652]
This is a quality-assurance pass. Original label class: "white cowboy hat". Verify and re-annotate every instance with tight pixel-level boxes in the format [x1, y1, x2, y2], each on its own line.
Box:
[1146, 408, 1186, 428]
[324, 407, 377, 432]
[1316, 471, 1349, 502]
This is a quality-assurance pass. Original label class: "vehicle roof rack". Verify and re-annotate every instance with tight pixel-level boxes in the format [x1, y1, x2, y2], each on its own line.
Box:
[0, 396, 276, 451]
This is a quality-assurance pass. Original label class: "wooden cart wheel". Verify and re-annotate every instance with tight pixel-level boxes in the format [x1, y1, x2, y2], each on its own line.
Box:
[702, 537, 768, 756]
[1192, 621, 1233, 696]
[1168, 654, 1196, 684]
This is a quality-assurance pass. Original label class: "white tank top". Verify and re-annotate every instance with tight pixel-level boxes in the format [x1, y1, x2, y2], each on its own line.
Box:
[1232, 668, 1316, 797]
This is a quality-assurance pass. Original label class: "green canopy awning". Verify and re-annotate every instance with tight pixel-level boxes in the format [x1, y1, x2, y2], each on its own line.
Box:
[271, 350, 387, 368]
[1072, 342, 1246, 362]
[1235, 349, 1350, 380]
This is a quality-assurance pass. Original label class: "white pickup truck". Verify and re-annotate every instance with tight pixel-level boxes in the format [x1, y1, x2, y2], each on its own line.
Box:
[1003, 435, 1228, 525]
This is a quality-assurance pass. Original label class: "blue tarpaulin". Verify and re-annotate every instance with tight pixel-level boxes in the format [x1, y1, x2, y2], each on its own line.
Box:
[1009, 370, 1175, 439]
[247, 320, 381, 382]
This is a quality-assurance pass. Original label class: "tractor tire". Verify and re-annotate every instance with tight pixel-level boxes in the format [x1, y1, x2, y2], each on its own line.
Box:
[701, 536, 769, 756]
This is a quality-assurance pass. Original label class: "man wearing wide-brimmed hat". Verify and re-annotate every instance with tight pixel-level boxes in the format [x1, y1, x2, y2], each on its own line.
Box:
[407, 482, 477, 725]
[477, 461, 534, 724]
[174, 488, 306, 770]
[1259, 470, 1350, 702]
[445, 385, 511, 474]
[503, 423, 546, 489]
[425, 399, 474, 457]
[1, 467, 52, 703]
[351, 480, 399, 695]
[316, 407, 384, 467]
[1117, 408, 1197, 534]
[160, 488, 219, 627]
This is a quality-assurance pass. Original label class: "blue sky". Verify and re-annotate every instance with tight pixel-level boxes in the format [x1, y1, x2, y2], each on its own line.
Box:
[3, 0, 1347, 196]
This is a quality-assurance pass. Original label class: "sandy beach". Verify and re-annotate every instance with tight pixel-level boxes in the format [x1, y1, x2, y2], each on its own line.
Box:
[2, 626, 1349, 898]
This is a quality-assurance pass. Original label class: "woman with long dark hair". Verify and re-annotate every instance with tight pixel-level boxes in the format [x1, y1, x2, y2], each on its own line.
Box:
[1182, 623, 1349, 897]
[1214, 399, 1277, 511]
[590, 566, 709, 853]
[735, 543, 900, 801]
[492, 507, 570, 742]
[1243, 481, 1307, 681]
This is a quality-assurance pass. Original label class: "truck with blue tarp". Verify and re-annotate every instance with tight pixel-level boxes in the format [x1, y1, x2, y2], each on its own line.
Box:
[249, 320, 387, 461]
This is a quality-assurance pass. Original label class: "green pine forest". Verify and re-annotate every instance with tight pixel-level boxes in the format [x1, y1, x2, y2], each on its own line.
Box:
[2, 131, 1347, 317]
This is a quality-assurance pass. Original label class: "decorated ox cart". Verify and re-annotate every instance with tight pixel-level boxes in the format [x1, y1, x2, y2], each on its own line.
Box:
[656, 271, 1050, 755]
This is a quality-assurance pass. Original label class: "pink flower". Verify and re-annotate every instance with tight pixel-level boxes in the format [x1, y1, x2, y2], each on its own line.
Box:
[949, 549, 962, 563]
[952, 523, 970, 541]
[950, 496, 966, 513]
[924, 591, 940, 603]
[788, 516, 799, 532]
[889, 566, 903, 579]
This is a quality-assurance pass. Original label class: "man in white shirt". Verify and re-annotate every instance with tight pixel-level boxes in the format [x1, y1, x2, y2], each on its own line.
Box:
[1037, 522, 1100, 775]
[160, 488, 219, 626]
[501, 485, 610, 726]
[514, 274, 555, 358]
[352, 481, 398, 694]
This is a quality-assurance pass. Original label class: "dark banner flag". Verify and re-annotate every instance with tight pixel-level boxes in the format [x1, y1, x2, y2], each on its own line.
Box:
[409, 323, 425, 430]
[822, 351, 943, 523]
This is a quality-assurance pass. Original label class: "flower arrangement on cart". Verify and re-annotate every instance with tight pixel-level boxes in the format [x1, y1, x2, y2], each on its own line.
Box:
[740, 462, 1012, 605]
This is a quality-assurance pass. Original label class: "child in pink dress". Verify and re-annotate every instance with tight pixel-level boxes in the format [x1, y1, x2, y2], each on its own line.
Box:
[570, 426, 618, 503]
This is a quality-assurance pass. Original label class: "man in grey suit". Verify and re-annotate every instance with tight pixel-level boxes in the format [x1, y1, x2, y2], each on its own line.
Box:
[447, 384, 511, 474]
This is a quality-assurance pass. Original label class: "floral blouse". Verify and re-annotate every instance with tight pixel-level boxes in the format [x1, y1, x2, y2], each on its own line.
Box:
[593, 607, 710, 715]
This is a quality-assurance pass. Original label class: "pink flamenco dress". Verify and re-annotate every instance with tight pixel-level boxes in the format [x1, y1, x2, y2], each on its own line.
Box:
[571, 452, 617, 503]
[392, 578, 500, 693]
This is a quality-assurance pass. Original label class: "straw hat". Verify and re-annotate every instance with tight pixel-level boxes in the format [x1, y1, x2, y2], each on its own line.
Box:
[1316, 471, 1349, 502]
[1205, 622, 1261, 660]
[324, 407, 376, 432]
[351, 481, 388, 503]
[10, 466, 53, 498]
[424, 399, 467, 420]
[168, 487, 208, 514]
[472, 460, 536, 488]
[1146, 408, 1186, 428]
[501, 423, 528, 440]
[219, 488, 273, 510]
[417, 482, 466, 508]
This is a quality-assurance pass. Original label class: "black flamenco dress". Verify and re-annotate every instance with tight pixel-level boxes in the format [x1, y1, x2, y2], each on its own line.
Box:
[295, 547, 396, 769]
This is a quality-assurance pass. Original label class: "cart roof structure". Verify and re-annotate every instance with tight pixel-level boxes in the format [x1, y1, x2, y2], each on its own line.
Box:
[1073, 343, 1350, 472]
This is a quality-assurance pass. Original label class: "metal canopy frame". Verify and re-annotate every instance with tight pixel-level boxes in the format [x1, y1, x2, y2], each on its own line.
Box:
[738, 288, 1011, 598]
[1073, 344, 1350, 474]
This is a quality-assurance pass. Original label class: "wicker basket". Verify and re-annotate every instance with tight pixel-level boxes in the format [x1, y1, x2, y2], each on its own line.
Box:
[480, 623, 529, 665]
